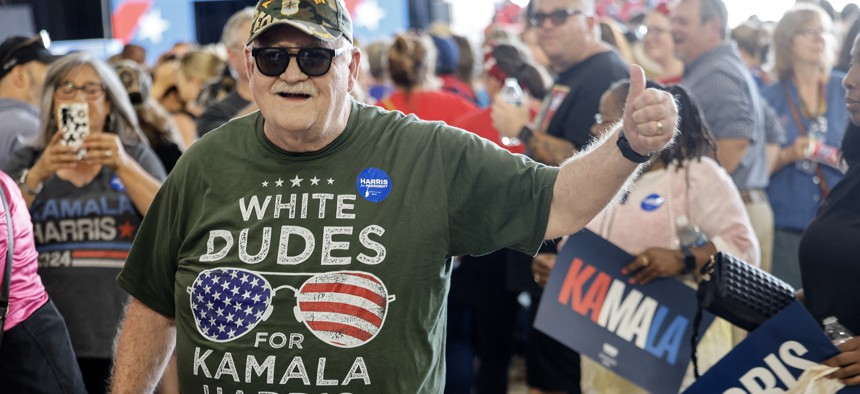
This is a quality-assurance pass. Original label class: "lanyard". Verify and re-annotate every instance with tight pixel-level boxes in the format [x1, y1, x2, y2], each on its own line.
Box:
[781, 81, 830, 199]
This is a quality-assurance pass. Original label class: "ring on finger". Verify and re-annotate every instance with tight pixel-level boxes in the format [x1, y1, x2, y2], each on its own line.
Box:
[534, 274, 541, 283]
[641, 256, 650, 267]
[655, 120, 664, 135]
[105, 150, 113, 158]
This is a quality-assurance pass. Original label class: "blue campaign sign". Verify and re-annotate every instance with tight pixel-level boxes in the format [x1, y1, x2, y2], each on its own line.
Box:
[684, 301, 860, 394]
[535, 229, 714, 394]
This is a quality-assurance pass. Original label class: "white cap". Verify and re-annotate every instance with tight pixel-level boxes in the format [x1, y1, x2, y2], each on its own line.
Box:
[823, 316, 838, 325]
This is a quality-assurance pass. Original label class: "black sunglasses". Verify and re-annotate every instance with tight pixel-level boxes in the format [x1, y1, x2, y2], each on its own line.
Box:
[251, 47, 347, 77]
[529, 8, 589, 28]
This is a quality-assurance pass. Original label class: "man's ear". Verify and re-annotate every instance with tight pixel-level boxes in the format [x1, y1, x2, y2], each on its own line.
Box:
[347, 48, 362, 93]
[704, 17, 723, 42]
[10, 65, 28, 89]
[244, 46, 255, 81]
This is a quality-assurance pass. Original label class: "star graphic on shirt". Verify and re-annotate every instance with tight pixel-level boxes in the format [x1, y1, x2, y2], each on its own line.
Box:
[261, 180, 269, 187]
[118, 220, 136, 238]
[290, 175, 303, 187]
[327, 178, 335, 185]
[275, 178, 284, 187]
[310, 177, 320, 186]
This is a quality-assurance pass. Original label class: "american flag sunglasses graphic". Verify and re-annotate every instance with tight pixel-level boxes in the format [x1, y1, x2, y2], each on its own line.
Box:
[187, 268, 396, 348]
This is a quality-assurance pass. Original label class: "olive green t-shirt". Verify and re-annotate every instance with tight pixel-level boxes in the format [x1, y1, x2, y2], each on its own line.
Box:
[118, 100, 558, 394]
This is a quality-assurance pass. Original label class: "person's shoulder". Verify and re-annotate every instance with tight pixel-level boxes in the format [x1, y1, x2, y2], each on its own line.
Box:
[354, 100, 469, 143]
[687, 156, 732, 180]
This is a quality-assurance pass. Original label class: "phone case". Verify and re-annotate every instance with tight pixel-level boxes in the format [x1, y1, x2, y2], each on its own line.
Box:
[58, 103, 89, 148]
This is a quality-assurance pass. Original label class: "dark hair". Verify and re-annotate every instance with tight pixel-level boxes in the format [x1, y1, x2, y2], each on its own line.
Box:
[451, 35, 475, 82]
[837, 18, 860, 72]
[489, 44, 548, 98]
[843, 122, 860, 168]
[659, 84, 719, 168]
[388, 33, 429, 92]
[603, 80, 719, 168]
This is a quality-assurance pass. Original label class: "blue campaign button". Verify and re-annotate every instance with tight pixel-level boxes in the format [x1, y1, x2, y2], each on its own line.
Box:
[356, 168, 392, 203]
[641, 193, 664, 211]
[110, 175, 126, 192]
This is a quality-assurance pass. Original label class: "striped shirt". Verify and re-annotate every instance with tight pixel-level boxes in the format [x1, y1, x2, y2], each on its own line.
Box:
[681, 43, 770, 191]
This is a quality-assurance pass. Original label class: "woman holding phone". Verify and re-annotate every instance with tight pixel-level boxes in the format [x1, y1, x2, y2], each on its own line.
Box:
[4, 52, 165, 394]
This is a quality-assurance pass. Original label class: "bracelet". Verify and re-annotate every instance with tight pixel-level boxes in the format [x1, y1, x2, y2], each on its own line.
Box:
[17, 168, 43, 196]
[518, 126, 534, 144]
[616, 131, 652, 163]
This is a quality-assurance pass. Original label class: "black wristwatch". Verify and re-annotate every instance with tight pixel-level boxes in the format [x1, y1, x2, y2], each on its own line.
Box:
[681, 247, 697, 275]
[518, 126, 534, 144]
[616, 132, 652, 163]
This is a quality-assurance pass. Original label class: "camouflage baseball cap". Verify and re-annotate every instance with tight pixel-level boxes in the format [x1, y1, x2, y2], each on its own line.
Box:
[247, 0, 353, 45]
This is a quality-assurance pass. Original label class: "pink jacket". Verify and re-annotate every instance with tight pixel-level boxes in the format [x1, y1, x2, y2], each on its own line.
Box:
[0, 171, 48, 331]
[586, 157, 760, 267]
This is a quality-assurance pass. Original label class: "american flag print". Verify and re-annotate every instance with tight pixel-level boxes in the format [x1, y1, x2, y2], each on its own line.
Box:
[188, 268, 274, 343]
[295, 271, 395, 348]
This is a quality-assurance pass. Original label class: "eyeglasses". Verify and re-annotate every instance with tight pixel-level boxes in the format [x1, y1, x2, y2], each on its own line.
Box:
[54, 82, 106, 100]
[529, 8, 589, 28]
[251, 47, 347, 77]
[797, 27, 830, 38]
[594, 113, 621, 126]
[188, 267, 396, 347]
[644, 26, 670, 37]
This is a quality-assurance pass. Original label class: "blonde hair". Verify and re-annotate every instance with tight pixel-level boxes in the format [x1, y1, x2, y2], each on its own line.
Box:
[179, 49, 225, 82]
[771, 4, 835, 81]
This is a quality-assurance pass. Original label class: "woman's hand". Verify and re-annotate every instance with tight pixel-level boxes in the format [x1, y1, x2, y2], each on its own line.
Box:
[491, 94, 531, 139]
[531, 253, 556, 288]
[824, 336, 860, 385]
[621, 247, 683, 285]
[30, 131, 80, 181]
[783, 136, 810, 164]
[82, 133, 129, 171]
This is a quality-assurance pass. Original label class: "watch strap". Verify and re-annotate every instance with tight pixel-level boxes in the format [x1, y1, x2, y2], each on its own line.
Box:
[616, 131, 652, 163]
[518, 126, 534, 144]
[681, 247, 696, 274]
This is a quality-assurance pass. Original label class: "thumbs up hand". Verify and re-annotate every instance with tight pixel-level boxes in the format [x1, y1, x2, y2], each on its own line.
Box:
[621, 64, 678, 156]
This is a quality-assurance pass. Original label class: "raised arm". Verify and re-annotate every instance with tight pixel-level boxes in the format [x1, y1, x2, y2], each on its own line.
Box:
[544, 65, 678, 239]
[111, 298, 176, 394]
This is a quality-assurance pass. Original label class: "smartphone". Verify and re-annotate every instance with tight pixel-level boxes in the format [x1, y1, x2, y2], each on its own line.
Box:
[58, 102, 89, 148]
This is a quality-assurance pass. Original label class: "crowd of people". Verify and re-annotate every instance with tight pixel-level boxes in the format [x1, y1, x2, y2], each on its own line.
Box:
[0, 0, 858, 392]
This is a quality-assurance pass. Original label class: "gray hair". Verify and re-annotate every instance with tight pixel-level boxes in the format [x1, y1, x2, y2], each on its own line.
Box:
[222, 7, 255, 49]
[37, 52, 147, 148]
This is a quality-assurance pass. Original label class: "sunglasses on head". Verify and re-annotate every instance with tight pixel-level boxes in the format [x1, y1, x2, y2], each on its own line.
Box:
[529, 8, 589, 28]
[251, 47, 348, 77]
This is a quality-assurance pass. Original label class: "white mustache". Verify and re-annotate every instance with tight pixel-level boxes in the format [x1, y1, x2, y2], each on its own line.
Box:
[271, 82, 317, 96]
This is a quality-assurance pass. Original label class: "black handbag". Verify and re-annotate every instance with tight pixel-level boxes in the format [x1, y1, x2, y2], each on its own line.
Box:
[0, 182, 14, 346]
[691, 252, 796, 377]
